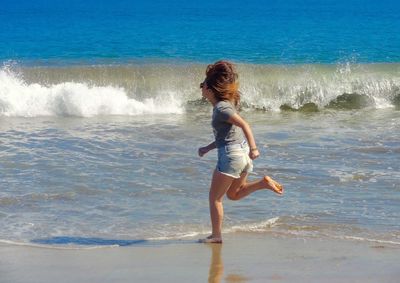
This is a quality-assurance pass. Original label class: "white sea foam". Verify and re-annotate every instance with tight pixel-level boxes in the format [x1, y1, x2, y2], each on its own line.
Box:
[1, 63, 399, 116]
[0, 239, 117, 250]
[228, 217, 280, 233]
[335, 236, 400, 246]
[148, 231, 204, 241]
[239, 63, 400, 111]
[142, 219, 281, 241]
[0, 69, 184, 117]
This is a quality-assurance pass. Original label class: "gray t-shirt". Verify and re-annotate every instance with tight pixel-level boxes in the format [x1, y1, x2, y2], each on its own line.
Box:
[212, 100, 245, 147]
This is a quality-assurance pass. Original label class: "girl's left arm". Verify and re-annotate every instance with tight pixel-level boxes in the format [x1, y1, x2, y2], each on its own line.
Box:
[227, 113, 260, 160]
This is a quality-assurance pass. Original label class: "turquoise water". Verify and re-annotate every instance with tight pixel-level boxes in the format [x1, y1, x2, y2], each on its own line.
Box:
[0, 0, 399, 247]
[1, 0, 400, 63]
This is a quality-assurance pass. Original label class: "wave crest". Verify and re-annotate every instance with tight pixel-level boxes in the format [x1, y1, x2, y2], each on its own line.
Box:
[0, 68, 183, 117]
[239, 63, 400, 111]
[2, 62, 400, 116]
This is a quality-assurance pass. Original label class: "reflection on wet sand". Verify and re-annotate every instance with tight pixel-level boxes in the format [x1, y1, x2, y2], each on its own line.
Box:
[207, 244, 249, 283]
[208, 244, 223, 283]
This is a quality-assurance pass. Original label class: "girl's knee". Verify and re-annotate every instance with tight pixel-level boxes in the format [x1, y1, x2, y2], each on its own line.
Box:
[209, 192, 223, 203]
[226, 191, 239, 201]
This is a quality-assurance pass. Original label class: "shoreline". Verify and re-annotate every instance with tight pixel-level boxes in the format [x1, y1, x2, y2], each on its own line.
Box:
[1, 234, 399, 283]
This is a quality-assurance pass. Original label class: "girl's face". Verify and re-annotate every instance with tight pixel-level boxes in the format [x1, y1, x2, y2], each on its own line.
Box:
[200, 81, 214, 102]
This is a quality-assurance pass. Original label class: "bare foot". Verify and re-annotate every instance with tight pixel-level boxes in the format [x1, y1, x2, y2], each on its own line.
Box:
[263, 176, 283, 195]
[198, 235, 223, 244]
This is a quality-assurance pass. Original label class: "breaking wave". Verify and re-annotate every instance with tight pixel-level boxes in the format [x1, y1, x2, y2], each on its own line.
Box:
[0, 66, 183, 117]
[1, 62, 399, 117]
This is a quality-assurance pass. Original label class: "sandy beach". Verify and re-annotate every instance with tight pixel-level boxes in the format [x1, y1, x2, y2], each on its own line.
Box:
[2, 1, 400, 283]
[1, 234, 399, 283]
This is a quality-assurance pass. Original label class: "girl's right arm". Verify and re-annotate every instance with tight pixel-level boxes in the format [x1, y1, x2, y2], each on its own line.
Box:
[198, 141, 216, 157]
[227, 113, 259, 160]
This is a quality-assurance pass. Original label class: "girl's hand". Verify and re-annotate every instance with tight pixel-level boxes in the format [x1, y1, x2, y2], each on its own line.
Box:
[198, 146, 209, 157]
[249, 148, 259, 160]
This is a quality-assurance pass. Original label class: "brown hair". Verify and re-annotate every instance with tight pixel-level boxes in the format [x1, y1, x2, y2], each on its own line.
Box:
[205, 60, 240, 107]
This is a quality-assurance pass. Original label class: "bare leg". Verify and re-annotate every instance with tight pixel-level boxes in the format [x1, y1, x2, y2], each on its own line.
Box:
[227, 173, 283, 201]
[206, 169, 235, 241]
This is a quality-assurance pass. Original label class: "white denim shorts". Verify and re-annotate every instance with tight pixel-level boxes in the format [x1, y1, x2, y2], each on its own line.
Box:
[217, 141, 253, 179]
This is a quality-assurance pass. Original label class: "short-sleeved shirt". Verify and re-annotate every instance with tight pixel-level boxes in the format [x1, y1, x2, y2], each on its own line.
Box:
[212, 100, 245, 148]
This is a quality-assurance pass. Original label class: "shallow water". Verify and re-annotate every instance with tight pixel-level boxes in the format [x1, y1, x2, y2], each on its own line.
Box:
[0, 108, 399, 246]
[1, 0, 399, 248]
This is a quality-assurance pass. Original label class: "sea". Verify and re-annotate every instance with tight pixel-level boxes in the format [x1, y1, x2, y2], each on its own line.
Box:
[0, 0, 399, 247]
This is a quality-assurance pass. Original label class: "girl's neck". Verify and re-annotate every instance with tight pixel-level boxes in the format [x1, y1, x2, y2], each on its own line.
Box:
[209, 96, 218, 107]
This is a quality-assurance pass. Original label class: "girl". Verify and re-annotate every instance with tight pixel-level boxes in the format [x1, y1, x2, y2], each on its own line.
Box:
[198, 61, 283, 244]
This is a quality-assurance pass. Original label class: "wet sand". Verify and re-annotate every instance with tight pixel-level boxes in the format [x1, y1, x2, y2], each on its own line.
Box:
[0, 234, 399, 283]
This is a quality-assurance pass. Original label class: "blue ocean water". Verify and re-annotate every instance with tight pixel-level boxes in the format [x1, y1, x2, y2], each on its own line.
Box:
[0, 0, 399, 248]
[1, 0, 400, 64]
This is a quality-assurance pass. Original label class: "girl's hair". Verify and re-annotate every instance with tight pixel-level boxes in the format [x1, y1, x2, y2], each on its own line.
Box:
[205, 60, 240, 107]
